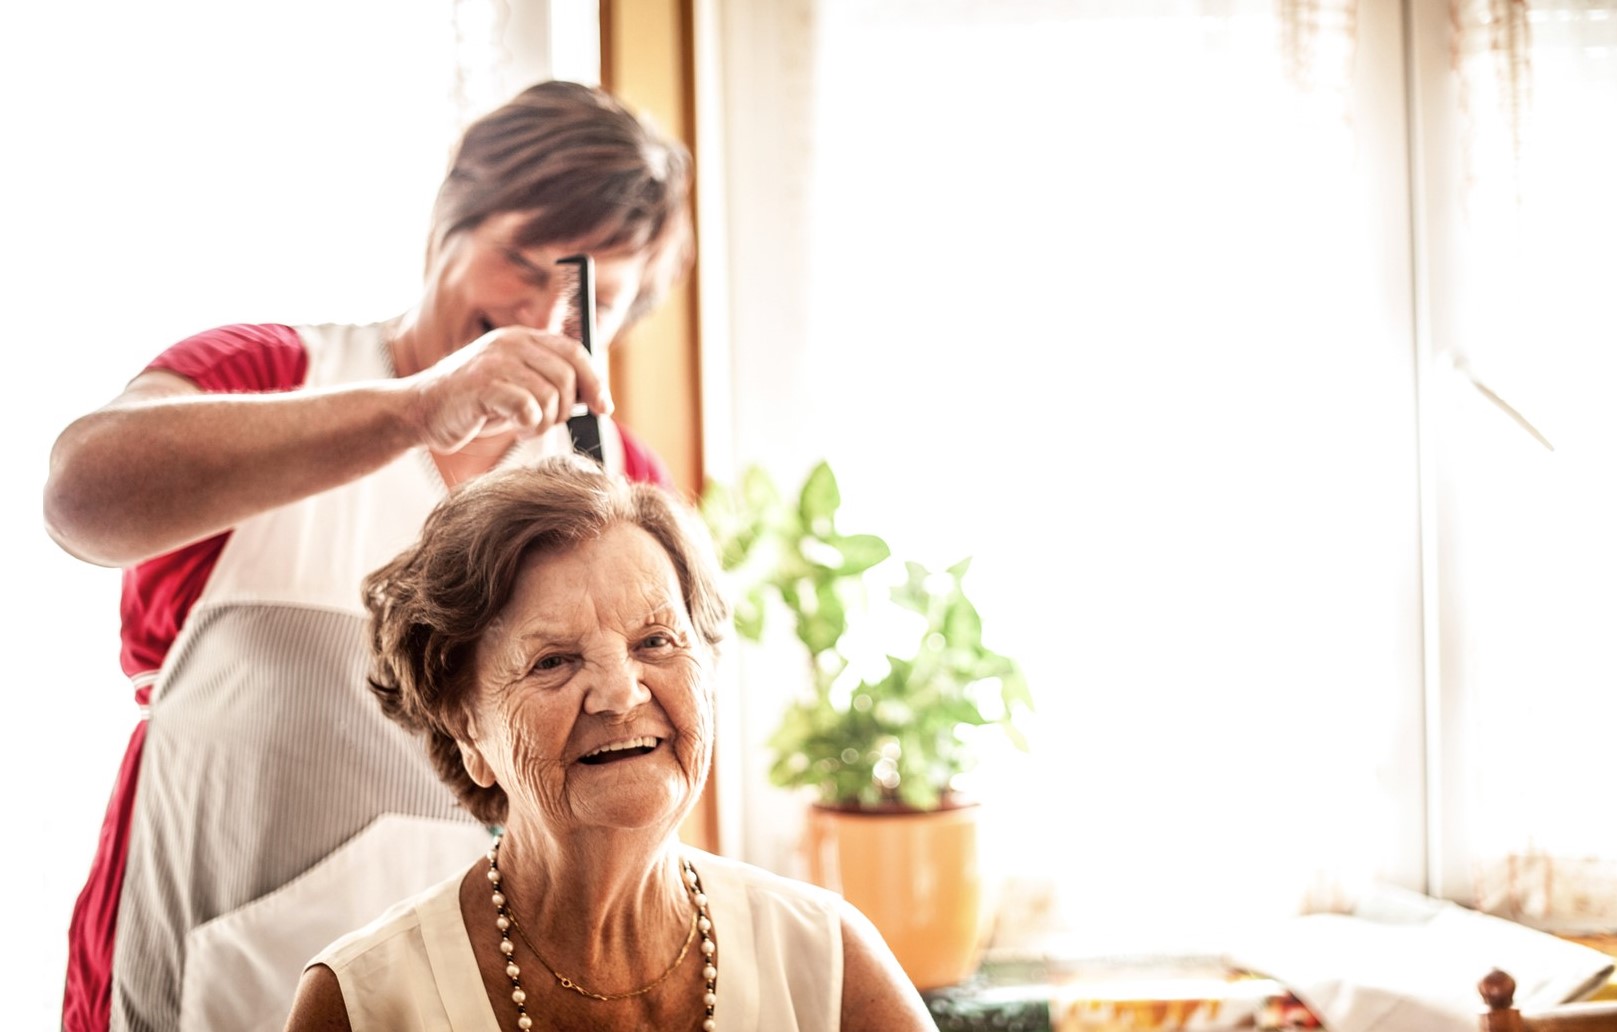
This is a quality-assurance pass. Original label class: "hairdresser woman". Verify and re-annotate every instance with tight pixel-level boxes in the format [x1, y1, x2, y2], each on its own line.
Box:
[44, 82, 690, 1032]
[285, 457, 935, 1031]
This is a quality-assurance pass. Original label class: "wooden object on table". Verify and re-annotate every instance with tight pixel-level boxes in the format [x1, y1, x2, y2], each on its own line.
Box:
[1480, 968, 1617, 1032]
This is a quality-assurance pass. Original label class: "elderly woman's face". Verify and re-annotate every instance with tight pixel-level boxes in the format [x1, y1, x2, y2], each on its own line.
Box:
[463, 522, 713, 834]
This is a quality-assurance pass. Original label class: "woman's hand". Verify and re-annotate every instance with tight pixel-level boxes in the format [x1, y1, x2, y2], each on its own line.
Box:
[401, 326, 612, 454]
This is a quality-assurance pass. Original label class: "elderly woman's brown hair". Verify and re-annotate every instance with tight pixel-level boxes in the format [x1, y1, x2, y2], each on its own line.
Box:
[362, 455, 728, 825]
[428, 79, 693, 322]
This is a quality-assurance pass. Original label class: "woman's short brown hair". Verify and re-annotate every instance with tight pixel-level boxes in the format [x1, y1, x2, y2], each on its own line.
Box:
[362, 456, 728, 825]
[428, 79, 693, 323]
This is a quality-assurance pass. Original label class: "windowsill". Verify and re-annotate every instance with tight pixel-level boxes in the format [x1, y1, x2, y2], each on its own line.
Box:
[922, 952, 1323, 1031]
[921, 932, 1617, 1031]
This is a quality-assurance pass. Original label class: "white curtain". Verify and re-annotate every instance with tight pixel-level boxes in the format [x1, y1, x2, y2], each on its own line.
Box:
[711, 0, 1428, 953]
[1427, 0, 1617, 931]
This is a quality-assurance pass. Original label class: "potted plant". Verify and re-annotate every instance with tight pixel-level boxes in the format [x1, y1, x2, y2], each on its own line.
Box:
[701, 459, 1033, 989]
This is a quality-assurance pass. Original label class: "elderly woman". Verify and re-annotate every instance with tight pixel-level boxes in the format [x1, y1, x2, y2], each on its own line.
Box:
[284, 457, 937, 1031]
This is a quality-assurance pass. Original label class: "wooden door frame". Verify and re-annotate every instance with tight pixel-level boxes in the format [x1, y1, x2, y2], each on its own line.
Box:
[599, 0, 720, 854]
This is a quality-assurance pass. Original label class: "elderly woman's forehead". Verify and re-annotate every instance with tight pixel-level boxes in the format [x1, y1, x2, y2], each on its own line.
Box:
[517, 523, 680, 585]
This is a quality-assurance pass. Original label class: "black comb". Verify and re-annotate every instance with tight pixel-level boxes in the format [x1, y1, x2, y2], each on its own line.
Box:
[555, 253, 604, 464]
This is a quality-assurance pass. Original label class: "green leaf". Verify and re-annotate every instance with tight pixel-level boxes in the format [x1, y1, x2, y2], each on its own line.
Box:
[799, 595, 845, 655]
[740, 465, 783, 512]
[800, 535, 846, 571]
[735, 608, 766, 642]
[891, 562, 932, 614]
[799, 461, 841, 531]
[999, 670, 1034, 711]
[716, 532, 753, 572]
[778, 577, 804, 614]
[884, 656, 915, 689]
[944, 598, 983, 649]
[1000, 721, 1031, 752]
[968, 653, 1017, 679]
[832, 533, 890, 575]
[941, 697, 990, 725]
[732, 587, 767, 641]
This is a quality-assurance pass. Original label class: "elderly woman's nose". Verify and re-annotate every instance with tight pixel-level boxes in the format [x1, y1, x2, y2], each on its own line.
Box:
[582, 655, 652, 714]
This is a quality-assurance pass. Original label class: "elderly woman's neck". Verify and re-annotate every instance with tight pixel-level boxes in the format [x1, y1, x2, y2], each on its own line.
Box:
[493, 823, 693, 964]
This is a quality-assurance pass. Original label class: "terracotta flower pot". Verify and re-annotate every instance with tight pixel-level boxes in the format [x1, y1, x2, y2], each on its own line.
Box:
[804, 801, 989, 990]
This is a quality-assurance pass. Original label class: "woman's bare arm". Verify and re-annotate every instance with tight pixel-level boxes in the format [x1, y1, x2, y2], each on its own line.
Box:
[44, 370, 422, 566]
[283, 964, 353, 1032]
[44, 327, 609, 567]
[839, 902, 940, 1032]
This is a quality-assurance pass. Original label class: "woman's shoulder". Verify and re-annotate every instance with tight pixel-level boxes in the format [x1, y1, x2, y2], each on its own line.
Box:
[686, 851, 848, 1028]
[309, 865, 468, 974]
[304, 865, 490, 1032]
[688, 849, 840, 907]
[686, 850, 819, 896]
[147, 322, 309, 392]
[144, 320, 396, 392]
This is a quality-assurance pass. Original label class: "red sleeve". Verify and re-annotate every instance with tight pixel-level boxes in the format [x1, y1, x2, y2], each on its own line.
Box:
[147, 323, 308, 393]
[119, 324, 308, 678]
[617, 423, 674, 489]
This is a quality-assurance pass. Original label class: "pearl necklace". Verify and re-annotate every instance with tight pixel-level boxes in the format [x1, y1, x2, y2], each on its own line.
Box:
[486, 837, 718, 1032]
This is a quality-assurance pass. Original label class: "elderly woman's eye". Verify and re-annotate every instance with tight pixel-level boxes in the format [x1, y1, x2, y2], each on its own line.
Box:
[531, 654, 569, 672]
[640, 632, 673, 649]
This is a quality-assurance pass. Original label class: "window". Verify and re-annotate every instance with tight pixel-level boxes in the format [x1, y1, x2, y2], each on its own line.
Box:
[709, 0, 1617, 952]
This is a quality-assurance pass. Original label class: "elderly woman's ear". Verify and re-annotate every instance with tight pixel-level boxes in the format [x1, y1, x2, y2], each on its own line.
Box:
[454, 711, 497, 789]
[458, 740, 496, 789]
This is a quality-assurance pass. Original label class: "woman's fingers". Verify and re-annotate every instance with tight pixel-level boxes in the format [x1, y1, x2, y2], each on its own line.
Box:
[409, 328, 606, 451]
[482, 383, 548, 436]
[513, 329, 611, 416]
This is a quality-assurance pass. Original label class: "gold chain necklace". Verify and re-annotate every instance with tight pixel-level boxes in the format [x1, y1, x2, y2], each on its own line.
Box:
[509, 897, 697, 1001]
[486, 837, 718, 1031]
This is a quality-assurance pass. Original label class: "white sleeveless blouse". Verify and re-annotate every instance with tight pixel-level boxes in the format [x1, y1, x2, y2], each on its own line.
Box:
[312, 848, 845, 1031]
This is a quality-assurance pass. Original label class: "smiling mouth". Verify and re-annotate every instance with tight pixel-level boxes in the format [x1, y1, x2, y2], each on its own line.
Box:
[577, 736, 662, 766]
